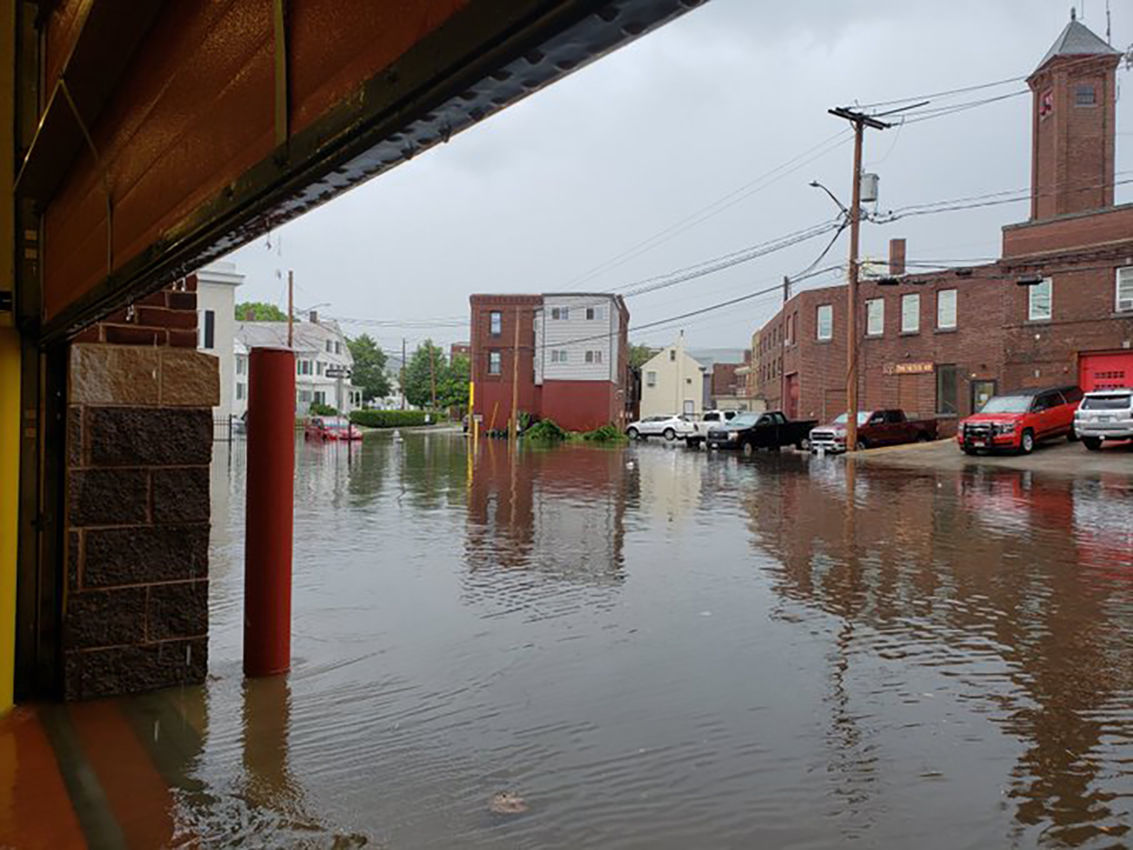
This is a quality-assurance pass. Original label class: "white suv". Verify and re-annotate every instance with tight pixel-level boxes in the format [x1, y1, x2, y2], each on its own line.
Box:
[1075, 388, 1133, 450]
[625, 414, 696, 441]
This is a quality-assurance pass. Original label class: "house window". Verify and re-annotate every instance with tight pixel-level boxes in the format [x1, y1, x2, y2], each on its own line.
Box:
[1028, 278, 1053, 321]
[489, 311, 502, 335]
[586, 306, 602, 320]
[297, 359, 312, 375]
[816, 305, 833, 340]
[298, 390, 312, 403]
[584, 350, 603, 364]
[937, 289, 957, 329]
[646, 370, 657, 387]
[936, 364, 958, 416]
[551, 307, 569, 320]
[1116, 267, 1133, 312]
[314, 391, 326, 405]
[865, 298, 884, 336]
[901, 293, 920, 333]
[488, 351, 501, 374]
[1075, 84, 1096, 106]
[317, 361, 325, 376]
[236, 356, 247, 375]
[201, 309, 215, 349]
[552, 349, 567, 363]
[236, 382, 246, 400]
[335, 342, 342, 355]
[326, 340, 333, 353]
[669, 350, 676, 361]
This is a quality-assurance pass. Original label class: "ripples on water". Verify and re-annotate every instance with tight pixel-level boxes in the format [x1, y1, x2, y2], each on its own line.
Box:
[160, 433, 1133, 848]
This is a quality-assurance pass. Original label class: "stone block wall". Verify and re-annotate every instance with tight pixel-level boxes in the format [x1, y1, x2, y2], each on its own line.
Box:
[63, 334, 219, 699]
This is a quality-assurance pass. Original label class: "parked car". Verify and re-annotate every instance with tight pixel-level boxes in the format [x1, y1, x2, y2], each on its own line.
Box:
[809, 409, 938, 453]
[625, 414, 696, 441]
[685, 409, 738, 448]
[705, 410, 817, 454]
[1074, 387, 1133, 450]
[957, 385, 1082, 455]
[305, 416, 363, 441]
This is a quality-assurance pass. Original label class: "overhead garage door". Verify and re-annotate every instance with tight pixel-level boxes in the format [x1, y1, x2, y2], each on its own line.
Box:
[1079, 351, 1133, 391]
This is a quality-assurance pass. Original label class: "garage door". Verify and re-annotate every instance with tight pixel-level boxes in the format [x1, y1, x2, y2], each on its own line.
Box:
[1079, 351, 1133, 391]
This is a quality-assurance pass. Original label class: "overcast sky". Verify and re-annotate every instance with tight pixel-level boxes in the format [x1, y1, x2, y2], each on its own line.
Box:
[226, 0, 1131, 356]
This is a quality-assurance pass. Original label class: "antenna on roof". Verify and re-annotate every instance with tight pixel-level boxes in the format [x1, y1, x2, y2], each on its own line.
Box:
[1106, 0, 1112, 44]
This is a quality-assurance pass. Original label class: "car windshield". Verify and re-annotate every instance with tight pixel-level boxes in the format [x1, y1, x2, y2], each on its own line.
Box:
[729, 413, 760, 427]
[979, 396, 1031, 414]
[832, 412, 871, 425]
[325, 420, 349, 429]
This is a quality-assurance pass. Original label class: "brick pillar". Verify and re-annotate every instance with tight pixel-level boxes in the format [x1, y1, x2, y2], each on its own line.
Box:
[62, 283, 218, 700]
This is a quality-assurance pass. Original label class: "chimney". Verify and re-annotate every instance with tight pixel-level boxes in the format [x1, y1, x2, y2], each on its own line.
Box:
[888, 238, 906, 277]
[309, 310, 318, 324]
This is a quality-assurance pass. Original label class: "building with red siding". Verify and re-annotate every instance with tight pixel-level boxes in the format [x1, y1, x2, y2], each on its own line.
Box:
[469, 293, 630, 432]
[753, 15, 1132, 431]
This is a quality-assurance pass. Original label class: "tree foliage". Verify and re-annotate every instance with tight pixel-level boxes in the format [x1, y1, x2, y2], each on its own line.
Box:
[629, 343, 658, 369]
[346, 334, 391, 401]
[402, 341, 469, 410]
[235, 301, 288, 321]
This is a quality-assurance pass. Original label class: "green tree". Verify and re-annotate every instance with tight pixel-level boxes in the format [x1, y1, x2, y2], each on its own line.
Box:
[439, 354, 471, 410]
[346, 334, 391, 401]
[402, 340, 447, 408]
[629, 343, 658, 369]
[235, 301, 287, 321]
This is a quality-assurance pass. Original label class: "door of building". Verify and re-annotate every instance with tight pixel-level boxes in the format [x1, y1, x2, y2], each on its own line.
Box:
[784, 373, 799, 419]
[1079, 351, 1133, 391]
[971, 380, 997, 414]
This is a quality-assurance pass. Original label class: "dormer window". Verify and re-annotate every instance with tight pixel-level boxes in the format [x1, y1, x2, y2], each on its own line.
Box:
[1074, 84, 1096, 106]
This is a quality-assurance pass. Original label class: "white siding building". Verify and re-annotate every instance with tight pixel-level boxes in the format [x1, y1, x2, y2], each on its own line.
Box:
[533, 294, 622, 385]
[195, 262, 244, 421]
[639, 332, 707, 419]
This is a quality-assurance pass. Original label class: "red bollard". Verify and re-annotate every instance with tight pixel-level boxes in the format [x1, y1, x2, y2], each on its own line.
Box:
[244, 347, 296, 677]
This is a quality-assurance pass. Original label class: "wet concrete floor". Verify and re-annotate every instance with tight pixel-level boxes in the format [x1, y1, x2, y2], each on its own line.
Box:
[2, 431, 1132, 848]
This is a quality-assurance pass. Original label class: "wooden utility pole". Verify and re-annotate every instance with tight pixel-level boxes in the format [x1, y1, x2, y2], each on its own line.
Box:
[401, 337, 407, 410]
[828, 106, 889, 452]
[429, 345, 437, 408]
[508, 307, 520, 443]
[287, 269, 294, 347]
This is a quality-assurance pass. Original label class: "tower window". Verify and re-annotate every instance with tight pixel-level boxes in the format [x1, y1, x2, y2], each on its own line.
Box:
[1039, 88, 1054, 118]
[1074, 84, 1096, 106]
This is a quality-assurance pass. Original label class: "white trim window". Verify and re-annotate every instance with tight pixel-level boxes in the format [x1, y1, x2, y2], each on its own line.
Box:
[865, 298, 884, 336]
[816, 304, 833, 340]
[550, 349, 569, 363]
[1117, 267, 1133, 312]
[489, 311, 502, 335]
[901, 293, 920, 334]
[646, 370, 657, 387]
[584, 350, 603, 364]
[488, 351, 501, 375]
[551, 307, 570, 320]
[937, 289, 957, 329]
[1028, 277, 1053, 321]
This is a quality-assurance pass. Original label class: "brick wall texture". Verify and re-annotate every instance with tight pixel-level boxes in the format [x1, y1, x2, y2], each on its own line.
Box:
[63, 278, 219, 700]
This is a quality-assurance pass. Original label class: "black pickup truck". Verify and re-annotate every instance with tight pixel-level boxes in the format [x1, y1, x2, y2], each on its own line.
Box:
[705, 410, 818, 453]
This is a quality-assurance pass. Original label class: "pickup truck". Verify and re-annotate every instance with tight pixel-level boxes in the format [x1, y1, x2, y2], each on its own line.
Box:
[809, 409, 938, 453]
[705, 411, 817, 454]
[685, 409, 737, 448]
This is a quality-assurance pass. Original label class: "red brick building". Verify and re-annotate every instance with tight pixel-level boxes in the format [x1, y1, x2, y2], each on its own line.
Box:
[469, 293, 630, 432]
[754, 15, 1132, 431]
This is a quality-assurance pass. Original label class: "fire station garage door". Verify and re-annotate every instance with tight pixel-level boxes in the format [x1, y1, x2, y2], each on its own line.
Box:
[1079, 351, 1133, 391]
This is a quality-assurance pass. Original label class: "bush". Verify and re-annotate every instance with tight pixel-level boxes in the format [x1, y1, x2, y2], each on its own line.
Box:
[524, 419, 568, 442]
[349, 409, 438, 428]
[309, 402, 338, 416]
[581, 424, 627, 443]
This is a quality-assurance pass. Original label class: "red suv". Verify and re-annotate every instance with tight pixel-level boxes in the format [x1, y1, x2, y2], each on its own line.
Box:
[957, 385, 1083, 455]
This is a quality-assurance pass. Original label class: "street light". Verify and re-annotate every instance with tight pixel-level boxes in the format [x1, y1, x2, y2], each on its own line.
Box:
[809, 180, 848, 216]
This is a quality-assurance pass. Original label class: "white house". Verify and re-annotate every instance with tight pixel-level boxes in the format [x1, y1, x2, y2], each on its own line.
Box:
[234, 312, 362, 417]
[195, 261, 244, 421]
[639, 332, 707, 419]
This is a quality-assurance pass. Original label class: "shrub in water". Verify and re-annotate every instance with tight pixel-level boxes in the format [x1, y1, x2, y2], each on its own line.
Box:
[524, 419, 568, 442]
[350, 410, 436, 428]
[582, 424, 626, 443]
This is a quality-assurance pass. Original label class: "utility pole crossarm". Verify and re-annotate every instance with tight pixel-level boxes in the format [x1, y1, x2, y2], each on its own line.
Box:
[828, 106, 892, 131]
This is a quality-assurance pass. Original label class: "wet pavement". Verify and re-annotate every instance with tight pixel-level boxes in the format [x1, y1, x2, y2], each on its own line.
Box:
[3, 432, 1132, 848]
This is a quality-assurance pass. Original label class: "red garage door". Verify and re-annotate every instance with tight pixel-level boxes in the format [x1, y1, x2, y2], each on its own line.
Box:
[1079, 351, 1133, 391]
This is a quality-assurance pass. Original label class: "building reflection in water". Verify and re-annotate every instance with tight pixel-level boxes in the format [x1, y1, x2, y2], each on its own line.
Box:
[747, 460, 1133, 846]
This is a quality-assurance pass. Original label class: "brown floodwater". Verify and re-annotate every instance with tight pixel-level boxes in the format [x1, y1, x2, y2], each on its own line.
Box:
[13, 431, 1133, 848]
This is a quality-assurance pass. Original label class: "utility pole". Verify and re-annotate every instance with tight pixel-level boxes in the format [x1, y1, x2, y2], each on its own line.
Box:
[429, 345, 437, 409]
[509, 307, 520, 443]
[828, 106, 889, 452]
[401, 337, 407, 410]
[287, 269, 294, 347]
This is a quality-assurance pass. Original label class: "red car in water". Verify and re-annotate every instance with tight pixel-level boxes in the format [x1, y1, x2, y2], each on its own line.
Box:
[957, 385, 1083, 455]
[305, 416, 363, 441]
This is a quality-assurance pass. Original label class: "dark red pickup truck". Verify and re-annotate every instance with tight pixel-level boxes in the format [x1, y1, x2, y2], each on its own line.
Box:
[808, 409, 938, 453]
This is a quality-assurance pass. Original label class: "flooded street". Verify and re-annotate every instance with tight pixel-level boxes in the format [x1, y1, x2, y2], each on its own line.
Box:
[179, 432, 1133, 849]
[10, 432, 1131, 848]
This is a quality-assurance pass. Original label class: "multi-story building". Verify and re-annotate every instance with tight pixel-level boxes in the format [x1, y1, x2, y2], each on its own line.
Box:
[195, 261, 244, 421]
[235, 311, 362, 418]
[469, 293, 629, 432]
[638, 332, 708, 418]
[753, 14, 1132, 430]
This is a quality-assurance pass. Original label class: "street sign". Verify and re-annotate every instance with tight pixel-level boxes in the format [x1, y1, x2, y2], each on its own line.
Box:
[325, 366, 352, 378]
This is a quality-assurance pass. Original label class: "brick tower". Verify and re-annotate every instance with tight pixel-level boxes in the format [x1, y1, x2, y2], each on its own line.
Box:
[1028, 9, 1122, 220]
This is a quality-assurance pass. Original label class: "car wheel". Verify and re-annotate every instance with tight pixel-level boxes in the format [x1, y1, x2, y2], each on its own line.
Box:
[663, 428, 676, 441]
[1083, 436, 1102, 451]
[741, 441, 754, 456]
[916, 432, 931, 442]
[1019, 429, 1035, 454]
[855, 439, 869, 451]
[1066, 429, 1079, 442]
[962, 447, 978, 456]
[626, 427, 639, 440]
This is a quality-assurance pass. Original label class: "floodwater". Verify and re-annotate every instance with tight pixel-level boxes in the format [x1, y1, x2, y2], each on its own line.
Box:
[8, 431, 1133, 848]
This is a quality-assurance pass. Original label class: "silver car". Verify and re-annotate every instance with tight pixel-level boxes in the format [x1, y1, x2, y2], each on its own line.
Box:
[1074, 388, 1133, 450]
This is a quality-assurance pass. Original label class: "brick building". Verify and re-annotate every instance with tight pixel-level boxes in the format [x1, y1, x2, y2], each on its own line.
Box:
[469, 293, 630, 432]
[754, 15, 1132, 430]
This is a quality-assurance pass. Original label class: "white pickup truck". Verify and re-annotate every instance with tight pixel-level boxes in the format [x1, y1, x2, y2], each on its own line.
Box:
[685, 410, 738, 448]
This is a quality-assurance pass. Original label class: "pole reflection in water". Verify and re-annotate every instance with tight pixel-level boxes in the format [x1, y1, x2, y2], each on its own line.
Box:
[88, 431, 1131, 849]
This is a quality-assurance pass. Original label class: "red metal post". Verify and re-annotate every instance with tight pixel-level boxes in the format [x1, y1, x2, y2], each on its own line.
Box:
[244, 347, 296, 677]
